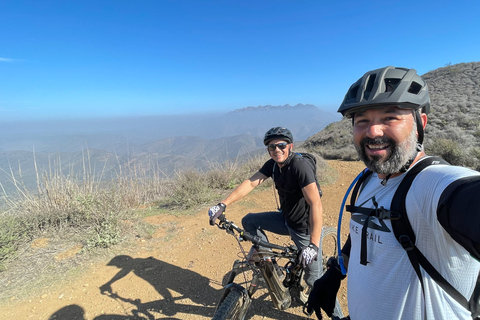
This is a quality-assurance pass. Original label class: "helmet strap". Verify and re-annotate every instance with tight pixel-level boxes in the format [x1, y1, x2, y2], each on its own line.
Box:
[414, 109, 424, 146]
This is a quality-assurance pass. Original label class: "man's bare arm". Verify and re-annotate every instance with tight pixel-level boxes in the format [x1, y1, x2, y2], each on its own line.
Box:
[221, 171, 268, 206]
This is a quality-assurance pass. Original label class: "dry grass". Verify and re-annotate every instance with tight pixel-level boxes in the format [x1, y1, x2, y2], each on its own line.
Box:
[0, 148, 329, 299]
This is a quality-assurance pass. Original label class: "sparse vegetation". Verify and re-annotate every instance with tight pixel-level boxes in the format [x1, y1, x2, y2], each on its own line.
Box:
[1, 150, 332, 273]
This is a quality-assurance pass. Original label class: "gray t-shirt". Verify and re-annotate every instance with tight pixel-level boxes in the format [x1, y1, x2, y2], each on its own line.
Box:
[347, 162, 480, 319]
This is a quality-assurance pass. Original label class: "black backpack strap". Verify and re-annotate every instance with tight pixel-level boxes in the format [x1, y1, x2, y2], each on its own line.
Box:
[346, 168, 372, 213]
[391, 156, 470, 311]
[346, 169, 373, 265]
[346, 169, 402, 265]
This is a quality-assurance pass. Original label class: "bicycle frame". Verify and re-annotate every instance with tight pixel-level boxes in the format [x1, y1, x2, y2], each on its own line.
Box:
[212, 217, 306, 319]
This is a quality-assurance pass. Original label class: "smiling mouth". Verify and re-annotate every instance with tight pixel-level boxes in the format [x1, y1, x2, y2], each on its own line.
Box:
[366, 143, 390, 150]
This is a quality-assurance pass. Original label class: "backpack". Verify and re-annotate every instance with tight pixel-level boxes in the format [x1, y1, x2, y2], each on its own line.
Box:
[347, 156, 480, 319]
[294, 152, 323, 197]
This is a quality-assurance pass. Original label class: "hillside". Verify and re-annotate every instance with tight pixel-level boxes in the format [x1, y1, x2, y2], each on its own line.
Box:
[304, 62, 480, 170]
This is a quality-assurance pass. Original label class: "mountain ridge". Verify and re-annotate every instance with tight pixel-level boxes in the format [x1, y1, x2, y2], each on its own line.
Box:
[0, 104, 336, 197]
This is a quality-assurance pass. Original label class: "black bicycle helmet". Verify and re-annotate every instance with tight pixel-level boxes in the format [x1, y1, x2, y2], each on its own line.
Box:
[263, 127, 293, 145]
[338, 66, 430, 117]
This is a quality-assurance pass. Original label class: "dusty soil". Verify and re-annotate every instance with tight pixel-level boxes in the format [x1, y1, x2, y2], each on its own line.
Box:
[0, 160, 365, 320]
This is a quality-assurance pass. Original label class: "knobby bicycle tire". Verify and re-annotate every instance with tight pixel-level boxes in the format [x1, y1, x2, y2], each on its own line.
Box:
[320, 226, 344, 318]
[299, 226, 338, 304]
[212, 288, 246, 320]
[320, 226, 338, 270]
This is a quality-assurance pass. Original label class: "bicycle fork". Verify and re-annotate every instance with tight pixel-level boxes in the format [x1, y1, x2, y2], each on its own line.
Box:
[220, 259, 291, 313]
[216, 282, 252, 320]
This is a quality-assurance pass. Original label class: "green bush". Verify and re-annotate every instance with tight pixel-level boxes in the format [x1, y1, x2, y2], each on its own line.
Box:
[85, 217, 122, 248]
[160, 170, 216, 209]
[426, 138, 469, 166]
[0, 216, 30, 270]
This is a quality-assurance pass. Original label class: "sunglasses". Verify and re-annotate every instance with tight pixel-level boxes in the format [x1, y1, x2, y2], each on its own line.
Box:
[267, 142, 288, 151]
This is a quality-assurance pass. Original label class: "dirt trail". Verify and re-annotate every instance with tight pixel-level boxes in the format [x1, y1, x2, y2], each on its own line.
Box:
[0, 160, 365, 320]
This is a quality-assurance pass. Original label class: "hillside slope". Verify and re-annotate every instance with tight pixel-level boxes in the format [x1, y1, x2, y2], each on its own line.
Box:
[304, 62, 480, 169]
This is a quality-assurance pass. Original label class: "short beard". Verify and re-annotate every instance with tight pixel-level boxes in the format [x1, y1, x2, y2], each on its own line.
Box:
[355, 126, 419, 175]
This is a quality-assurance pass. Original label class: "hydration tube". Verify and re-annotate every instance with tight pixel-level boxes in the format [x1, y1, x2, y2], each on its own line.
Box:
[337, 169, 367, 275]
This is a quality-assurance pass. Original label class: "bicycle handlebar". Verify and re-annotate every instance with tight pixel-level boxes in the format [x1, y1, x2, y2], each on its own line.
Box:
[217, 216, 297, 254]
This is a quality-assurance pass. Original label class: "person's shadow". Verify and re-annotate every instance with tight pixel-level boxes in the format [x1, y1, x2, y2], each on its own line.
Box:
[98, 255, 218, 318]
[48, 304, 85, 320]
[49, 255, 311, 319]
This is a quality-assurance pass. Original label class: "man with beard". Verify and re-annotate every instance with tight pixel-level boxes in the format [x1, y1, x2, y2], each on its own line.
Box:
[307, 66, 480, 319]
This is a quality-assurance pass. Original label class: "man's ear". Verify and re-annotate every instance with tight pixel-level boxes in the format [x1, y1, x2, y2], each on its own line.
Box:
[420, 112, 428, 130]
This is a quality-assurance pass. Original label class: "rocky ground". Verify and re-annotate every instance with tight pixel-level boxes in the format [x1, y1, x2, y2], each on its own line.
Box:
[0, 160, 365, 320]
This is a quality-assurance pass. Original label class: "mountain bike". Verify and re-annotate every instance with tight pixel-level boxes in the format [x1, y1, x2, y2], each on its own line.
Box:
[212, 216, 344, 320]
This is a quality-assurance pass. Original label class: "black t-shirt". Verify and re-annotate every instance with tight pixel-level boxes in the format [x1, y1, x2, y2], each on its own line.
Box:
[259, 153, 319, 233]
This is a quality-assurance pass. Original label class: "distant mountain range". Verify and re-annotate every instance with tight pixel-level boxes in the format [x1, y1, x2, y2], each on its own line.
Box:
[0, 104, 339, 197]
[1, 103, 338, 153]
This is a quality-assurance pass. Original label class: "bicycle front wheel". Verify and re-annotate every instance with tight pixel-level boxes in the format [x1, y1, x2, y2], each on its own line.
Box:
[212, 288, 247, 320]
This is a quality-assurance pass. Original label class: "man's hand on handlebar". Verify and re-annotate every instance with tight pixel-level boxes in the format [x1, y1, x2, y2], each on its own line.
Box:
[299, 243, 319, 268]
[100, 284, 112, 294]
[208, 203, 226, 225]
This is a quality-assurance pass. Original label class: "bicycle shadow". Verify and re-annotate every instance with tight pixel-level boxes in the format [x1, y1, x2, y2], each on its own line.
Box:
[49, 255, 218, 319]
[48, 303, 182, 320]
[98, 255, 218, 317]
[47, 300, 309, 320]
[250, 297, 311, 319]
[48, 255, 310, 319]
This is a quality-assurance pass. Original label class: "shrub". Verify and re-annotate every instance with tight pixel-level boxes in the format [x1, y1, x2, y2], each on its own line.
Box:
[160, 170, 215, 209]
[426, 138, 470, 166]
[0, 216, 30, 270]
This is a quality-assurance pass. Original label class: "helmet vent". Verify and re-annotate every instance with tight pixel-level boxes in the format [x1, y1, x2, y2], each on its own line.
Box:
[408, 82, 422, 94]
[346, 84, 360, 102]
[364, 74, 376, 100]
[385, 78, 400, 92]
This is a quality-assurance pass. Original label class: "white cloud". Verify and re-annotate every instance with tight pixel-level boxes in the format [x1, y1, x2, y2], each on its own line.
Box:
[0, 57, 15, 62]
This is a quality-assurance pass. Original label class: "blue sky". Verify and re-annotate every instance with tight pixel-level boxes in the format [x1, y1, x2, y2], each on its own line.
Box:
[1, 0, 479, 122]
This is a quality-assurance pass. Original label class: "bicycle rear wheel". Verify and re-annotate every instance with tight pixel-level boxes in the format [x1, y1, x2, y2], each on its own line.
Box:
[298, 226, 337, 303]
[299, 226, 344, 318]
[321, 226, 344, 318]
[212, 288, 248, 320]
[320, 226, 338, 270]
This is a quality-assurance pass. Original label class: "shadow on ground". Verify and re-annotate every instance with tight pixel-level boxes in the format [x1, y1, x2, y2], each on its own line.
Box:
[48, 255, 310, 320]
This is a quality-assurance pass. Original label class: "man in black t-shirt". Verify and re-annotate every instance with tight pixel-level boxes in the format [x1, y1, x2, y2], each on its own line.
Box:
[208, 127, 324, 288]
